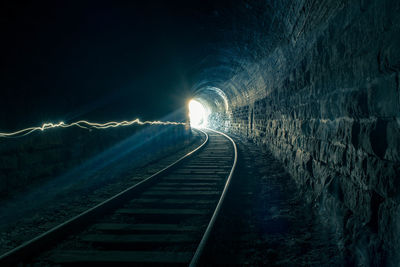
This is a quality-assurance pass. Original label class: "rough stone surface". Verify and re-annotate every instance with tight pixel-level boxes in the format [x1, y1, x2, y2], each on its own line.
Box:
[203, 1, 400, 265]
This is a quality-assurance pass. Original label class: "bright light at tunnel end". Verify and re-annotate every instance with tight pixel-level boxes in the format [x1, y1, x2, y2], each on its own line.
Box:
[188, 99, 208, 128]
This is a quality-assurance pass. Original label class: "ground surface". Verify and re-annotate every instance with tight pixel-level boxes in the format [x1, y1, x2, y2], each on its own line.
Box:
[203, 135, 343, 266]
[0, 130, 204, 255]
[1, 130, 343, 266]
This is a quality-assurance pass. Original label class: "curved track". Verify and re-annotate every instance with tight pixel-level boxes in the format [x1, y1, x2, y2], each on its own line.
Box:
[0, 128, 237, 266]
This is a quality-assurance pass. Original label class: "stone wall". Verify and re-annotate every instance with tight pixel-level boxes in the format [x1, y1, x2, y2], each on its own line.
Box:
[0, 124, 189, 198]
[212, 0, 400, 265]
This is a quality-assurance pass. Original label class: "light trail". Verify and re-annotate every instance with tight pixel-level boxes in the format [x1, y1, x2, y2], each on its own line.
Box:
[0, 119, 185, 138]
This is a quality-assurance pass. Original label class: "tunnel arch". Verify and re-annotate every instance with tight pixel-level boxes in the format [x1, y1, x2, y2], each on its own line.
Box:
[186, 2, 400, 265]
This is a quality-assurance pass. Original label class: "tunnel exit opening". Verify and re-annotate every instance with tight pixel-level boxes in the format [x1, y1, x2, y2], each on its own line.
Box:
[188, 99, 209, 127]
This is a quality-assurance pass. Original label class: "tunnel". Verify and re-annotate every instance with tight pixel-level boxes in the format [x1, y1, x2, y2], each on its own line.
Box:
[1, 0, 400, 266]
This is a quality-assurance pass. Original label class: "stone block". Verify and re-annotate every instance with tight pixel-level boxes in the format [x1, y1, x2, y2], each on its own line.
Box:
[327, 175, 344, 203]
[340, 175, 371, 221]
[384, 118, 400, 162]
[369, 118, 389, 159]
[379, 28, 400, 74]
[331, 144, 347, 167]
[357, 119, 376, 156]
[367, 74, 399, 117]
[344, 89, 369, 118]
[378, 200, 400, 266]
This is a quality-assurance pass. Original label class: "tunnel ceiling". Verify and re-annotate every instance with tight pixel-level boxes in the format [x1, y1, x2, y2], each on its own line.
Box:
[0, 0, 283, 130]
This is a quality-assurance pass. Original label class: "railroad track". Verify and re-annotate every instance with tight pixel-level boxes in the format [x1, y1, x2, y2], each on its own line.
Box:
[0, 128, 237, 266]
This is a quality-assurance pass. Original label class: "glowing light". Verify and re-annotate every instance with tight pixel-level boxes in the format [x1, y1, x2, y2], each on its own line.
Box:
[0, 119, 185, 138]
[189, 99, 208, 127]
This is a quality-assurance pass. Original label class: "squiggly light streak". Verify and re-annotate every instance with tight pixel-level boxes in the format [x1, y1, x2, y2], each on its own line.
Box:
[0, 119, 185, 138]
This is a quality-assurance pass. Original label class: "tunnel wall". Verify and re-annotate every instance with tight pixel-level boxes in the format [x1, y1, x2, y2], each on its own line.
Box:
[212, 1, 400, 265]
[0, 124, 190, 199]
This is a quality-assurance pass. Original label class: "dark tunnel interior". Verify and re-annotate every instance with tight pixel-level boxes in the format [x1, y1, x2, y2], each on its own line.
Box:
[1, 0, 256, 129]
[1, 0, 400, 265]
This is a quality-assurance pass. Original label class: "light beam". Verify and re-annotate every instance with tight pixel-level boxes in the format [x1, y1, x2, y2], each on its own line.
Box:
[0, 119, 185, 138]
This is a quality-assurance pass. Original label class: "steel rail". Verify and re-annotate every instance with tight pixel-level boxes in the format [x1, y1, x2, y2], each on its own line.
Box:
[189, 128, 238, 267]
[0, 128, 208, 266]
